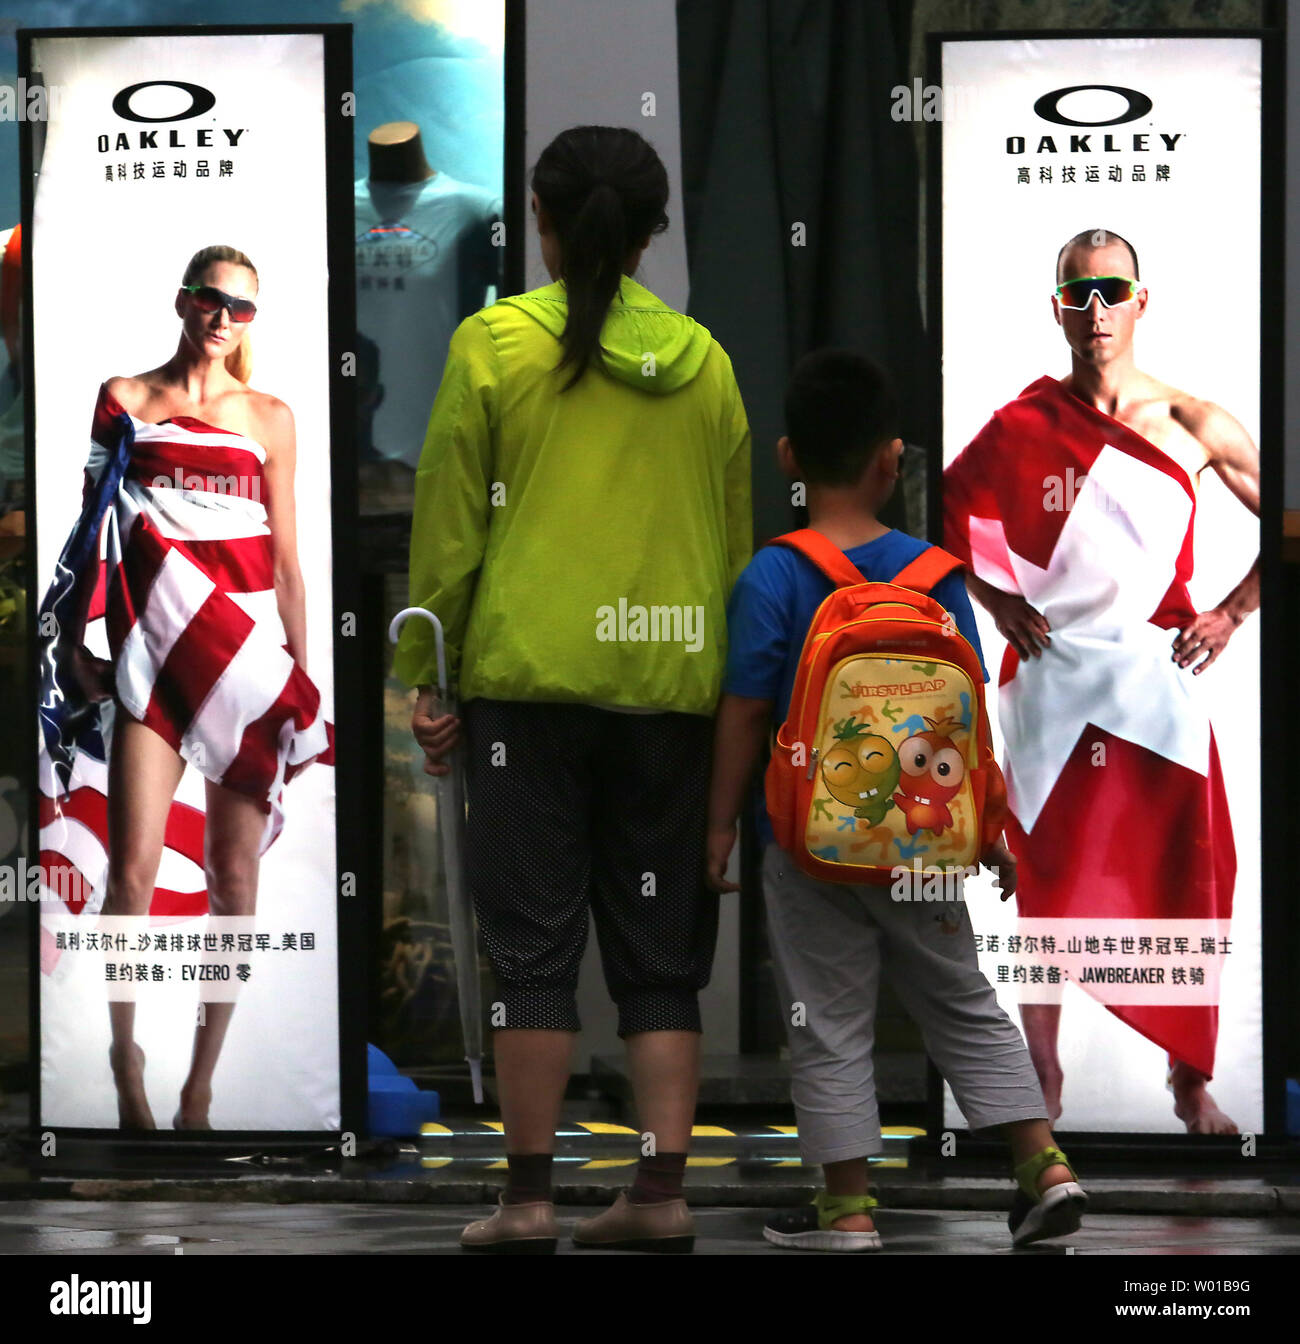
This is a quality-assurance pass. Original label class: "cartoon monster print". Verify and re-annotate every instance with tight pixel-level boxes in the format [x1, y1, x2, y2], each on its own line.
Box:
[820, 716, 901, 825]
[892, 715, 967, 836]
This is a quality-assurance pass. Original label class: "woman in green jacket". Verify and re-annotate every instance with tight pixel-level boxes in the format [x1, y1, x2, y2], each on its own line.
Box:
[396, 125, 751, 1253]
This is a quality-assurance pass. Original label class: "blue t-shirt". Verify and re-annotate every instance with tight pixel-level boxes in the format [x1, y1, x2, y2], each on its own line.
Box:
[723, 529, 988, 846]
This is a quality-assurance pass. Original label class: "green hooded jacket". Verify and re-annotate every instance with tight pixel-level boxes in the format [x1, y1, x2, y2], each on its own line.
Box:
[394, 274, 752, 714]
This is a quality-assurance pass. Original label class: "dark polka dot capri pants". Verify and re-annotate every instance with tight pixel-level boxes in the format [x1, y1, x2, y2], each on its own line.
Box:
[462, 698, 718, 1036]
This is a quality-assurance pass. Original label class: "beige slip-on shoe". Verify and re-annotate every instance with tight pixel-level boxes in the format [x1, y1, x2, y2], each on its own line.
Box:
[571, 1191, 694, 1254]
[460, 1195, 558, 1254]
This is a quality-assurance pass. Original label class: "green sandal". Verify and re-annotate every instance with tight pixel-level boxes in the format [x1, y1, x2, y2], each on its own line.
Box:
[815, 1192, 879, 1226]
[1009, 1146, 1087, 1247]
[763, 1192, 882, 1252]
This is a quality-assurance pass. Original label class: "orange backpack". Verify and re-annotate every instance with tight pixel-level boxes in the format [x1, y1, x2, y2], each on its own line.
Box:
[764, 529, 1007, 886]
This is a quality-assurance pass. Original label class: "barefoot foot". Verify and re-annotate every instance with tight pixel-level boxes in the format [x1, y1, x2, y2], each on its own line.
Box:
[1171, 1063, 1237, 1134]
[108, 1043, 155, 1131]
[174, 1081, 213, 1130]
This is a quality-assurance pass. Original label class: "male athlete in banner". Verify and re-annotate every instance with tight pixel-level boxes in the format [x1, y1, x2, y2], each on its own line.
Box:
[943, 230, 1259, 1134]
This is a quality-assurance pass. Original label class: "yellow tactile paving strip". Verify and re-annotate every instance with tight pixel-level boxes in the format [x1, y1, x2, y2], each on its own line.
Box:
[417, 1121, 925, 1147]
[420, 1152, 912, 1171]
[410, 1121, 922, 1171]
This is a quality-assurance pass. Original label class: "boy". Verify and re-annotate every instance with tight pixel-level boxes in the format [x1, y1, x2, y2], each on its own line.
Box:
[705, 350, 1087, 1251]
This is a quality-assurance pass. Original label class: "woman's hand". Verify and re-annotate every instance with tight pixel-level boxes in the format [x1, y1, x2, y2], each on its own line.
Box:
[411, 688, 459, 777]
[67, 645, 115, 704]
[979, 837, 1018, 901]
[705, 822, 741, 893]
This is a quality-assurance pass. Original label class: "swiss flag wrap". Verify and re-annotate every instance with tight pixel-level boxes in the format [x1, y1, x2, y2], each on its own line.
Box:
[944, 376, 1235, 1079]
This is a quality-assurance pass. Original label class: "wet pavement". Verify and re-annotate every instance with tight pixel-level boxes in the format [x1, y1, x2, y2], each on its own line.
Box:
[0, 1198, 1296, 1255]
[3, 1089, 1297, 1219]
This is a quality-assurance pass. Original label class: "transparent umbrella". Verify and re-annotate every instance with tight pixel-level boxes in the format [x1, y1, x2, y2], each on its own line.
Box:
[387, 607, 483, 1104]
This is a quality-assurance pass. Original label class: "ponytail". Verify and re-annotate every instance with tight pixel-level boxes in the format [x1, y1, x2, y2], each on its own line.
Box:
[531, 127, 669, 391]
[557, 183, 625, 391]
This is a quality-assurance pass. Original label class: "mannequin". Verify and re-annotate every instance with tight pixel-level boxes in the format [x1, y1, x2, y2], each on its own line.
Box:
[355, 122, 501, 491]
[367, 121, 435, 184]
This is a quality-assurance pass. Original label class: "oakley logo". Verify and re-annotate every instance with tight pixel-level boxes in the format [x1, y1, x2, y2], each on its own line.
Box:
[112, 80, 215, 123]
[1033, 85, 1152, 127]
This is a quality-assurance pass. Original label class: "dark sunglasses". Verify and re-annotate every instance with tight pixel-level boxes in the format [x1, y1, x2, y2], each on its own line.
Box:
[182, 284, 257, 323]
[1054, 275, 1139, 310]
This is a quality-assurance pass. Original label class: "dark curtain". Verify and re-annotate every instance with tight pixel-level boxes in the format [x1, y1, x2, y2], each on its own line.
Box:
[678, 0, 927, 1061]
[678, 0, 925, 546]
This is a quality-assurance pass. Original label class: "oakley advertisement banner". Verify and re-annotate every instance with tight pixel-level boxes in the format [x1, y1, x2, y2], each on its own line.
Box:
[937, 36, 1264, 1135]
[28, 30, 342, 1132]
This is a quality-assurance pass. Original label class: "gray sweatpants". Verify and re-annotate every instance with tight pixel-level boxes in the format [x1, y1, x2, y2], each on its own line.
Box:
[762, 844, 1047, 1166]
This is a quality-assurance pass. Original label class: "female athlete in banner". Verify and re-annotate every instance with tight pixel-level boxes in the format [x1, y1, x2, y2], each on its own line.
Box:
[37, 244, 332, 1130]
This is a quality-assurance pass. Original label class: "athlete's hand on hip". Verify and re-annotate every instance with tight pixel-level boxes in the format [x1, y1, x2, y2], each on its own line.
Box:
[705, 822, 741, 893]
[411, 688, 459, 777]
[988, 592, 1051, 660]
[1172, 607, 1238, 675]
[979, 837, 1018, 901]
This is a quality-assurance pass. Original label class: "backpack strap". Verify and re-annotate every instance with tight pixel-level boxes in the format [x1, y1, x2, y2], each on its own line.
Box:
[891, 545, 965, 595]
[768, 528, 866, 588]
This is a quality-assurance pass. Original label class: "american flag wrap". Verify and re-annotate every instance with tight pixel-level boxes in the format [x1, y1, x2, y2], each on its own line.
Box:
[37, 383, 333, 970]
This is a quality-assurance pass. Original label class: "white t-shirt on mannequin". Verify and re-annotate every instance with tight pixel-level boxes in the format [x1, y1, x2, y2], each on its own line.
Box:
[355, 173, 501, 470]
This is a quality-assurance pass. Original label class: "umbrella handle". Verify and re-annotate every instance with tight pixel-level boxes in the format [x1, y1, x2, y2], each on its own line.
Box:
[388, 607, 448, 699]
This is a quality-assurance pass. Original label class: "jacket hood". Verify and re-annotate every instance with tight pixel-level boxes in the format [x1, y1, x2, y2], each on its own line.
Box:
[497, 274, 712, 393]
